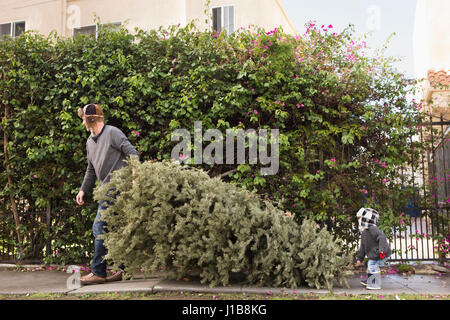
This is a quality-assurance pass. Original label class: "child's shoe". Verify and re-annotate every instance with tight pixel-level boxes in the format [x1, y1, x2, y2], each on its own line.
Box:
[360, 273, 371, 286]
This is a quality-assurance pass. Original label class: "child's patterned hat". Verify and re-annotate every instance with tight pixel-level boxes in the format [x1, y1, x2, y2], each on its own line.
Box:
[356, 207, 379, 231]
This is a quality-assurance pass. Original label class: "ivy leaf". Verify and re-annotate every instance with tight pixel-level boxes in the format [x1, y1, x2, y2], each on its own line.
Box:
[341, 131, 354, 145]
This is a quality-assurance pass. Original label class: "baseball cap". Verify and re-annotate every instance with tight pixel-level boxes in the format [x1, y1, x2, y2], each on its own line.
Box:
[77, 104, 104, 122]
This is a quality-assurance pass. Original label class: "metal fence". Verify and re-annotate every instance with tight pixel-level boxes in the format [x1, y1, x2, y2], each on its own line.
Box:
[389, 211, 447, 261]
[0, 208, 50, 263]
[387, 115, 449, 262]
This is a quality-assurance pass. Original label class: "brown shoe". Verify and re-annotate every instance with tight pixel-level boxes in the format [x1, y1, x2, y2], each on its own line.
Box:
[106, 271, 123, 282]
[80, 272, 106, 285]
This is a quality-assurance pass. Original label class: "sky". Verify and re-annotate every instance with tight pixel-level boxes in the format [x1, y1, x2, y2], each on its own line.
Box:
[279, 0, 417, 78]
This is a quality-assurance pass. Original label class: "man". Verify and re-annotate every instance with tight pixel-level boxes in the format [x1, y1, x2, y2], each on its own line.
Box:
[76, 103, 139, 285]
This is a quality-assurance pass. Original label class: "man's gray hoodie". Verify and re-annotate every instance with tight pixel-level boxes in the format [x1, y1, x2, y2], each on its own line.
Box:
[80, 125, 139, 194]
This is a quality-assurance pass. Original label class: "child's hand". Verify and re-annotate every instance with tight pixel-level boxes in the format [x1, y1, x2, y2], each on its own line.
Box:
[355, 260, 362, 267]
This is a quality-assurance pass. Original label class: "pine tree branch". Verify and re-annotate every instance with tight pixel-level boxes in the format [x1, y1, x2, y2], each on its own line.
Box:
[217, 168, 237, 179]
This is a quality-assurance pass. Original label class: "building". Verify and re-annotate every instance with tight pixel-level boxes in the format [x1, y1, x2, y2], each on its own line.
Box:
[412, 0, 450, 192]
[0, 0, 297, 38]
[413, 0, 450, 119]
[410, 0, 450, 256]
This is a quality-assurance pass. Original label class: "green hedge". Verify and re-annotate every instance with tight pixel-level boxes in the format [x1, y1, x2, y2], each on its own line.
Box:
[0, 21, 427, 262]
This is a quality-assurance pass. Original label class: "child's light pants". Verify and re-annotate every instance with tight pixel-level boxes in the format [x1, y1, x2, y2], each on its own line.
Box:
[367, 258, 387, 289]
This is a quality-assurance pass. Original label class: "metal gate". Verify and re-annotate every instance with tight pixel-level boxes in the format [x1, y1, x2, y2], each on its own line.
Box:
[389, 114, 450, 262]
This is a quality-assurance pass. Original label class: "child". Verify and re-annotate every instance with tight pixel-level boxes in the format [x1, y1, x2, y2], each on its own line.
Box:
[355, 208, 392, 290]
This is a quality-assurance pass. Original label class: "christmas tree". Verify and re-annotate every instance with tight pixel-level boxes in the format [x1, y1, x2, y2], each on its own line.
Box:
[94, 159, 352, 289]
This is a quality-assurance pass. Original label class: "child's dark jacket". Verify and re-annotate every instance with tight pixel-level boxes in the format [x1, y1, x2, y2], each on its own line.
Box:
[356, 225, 392, 261]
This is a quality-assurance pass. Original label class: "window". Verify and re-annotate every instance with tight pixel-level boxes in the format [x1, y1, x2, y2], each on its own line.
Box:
[0, 23, 11, 37]
[14, 22, 25, 37]
[73, 22, 121, 38]
[73, 25, 96, 37]
[0, 21, 25, 38]
[212, 5, 234, 34]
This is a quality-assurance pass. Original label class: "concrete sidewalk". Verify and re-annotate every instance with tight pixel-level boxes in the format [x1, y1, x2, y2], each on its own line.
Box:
[0, 267, 448, 297]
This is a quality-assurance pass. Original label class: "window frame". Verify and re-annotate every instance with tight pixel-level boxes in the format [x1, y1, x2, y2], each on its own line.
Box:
[72, 22, 122, 38]
[0, 21, 26, 38]
[211, 5, 235, 34]
[72, 24, 97, 38]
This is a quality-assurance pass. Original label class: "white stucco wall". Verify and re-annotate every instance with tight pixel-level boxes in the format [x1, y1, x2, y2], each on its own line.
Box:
[0, 0, 296, 37]
[413, 0, 450, 79]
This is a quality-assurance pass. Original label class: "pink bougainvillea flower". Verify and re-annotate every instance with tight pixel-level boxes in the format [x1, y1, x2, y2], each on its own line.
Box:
[330, 158, 336, 162]
[33, 175, 38, 179]
[253, 109, 258, 114]
[328, 24, 333, 28]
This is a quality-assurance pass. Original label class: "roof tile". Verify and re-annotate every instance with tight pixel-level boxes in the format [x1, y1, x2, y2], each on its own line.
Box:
[428, 70, 450, 87]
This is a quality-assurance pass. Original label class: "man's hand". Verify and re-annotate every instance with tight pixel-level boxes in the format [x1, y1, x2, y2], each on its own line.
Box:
[76, 190, 85, 205]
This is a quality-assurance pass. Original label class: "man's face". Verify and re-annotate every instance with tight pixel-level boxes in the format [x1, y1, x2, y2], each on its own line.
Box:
[81, 117, 90, 131]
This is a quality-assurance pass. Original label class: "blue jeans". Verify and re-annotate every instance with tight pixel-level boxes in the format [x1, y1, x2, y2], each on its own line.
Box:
[367, 258, 386, 274]
[92, 189, 122, 277]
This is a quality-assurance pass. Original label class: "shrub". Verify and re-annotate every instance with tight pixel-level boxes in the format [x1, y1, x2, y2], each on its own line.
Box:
[94, 159, 352, 289]
[394, 263, 415, 274]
